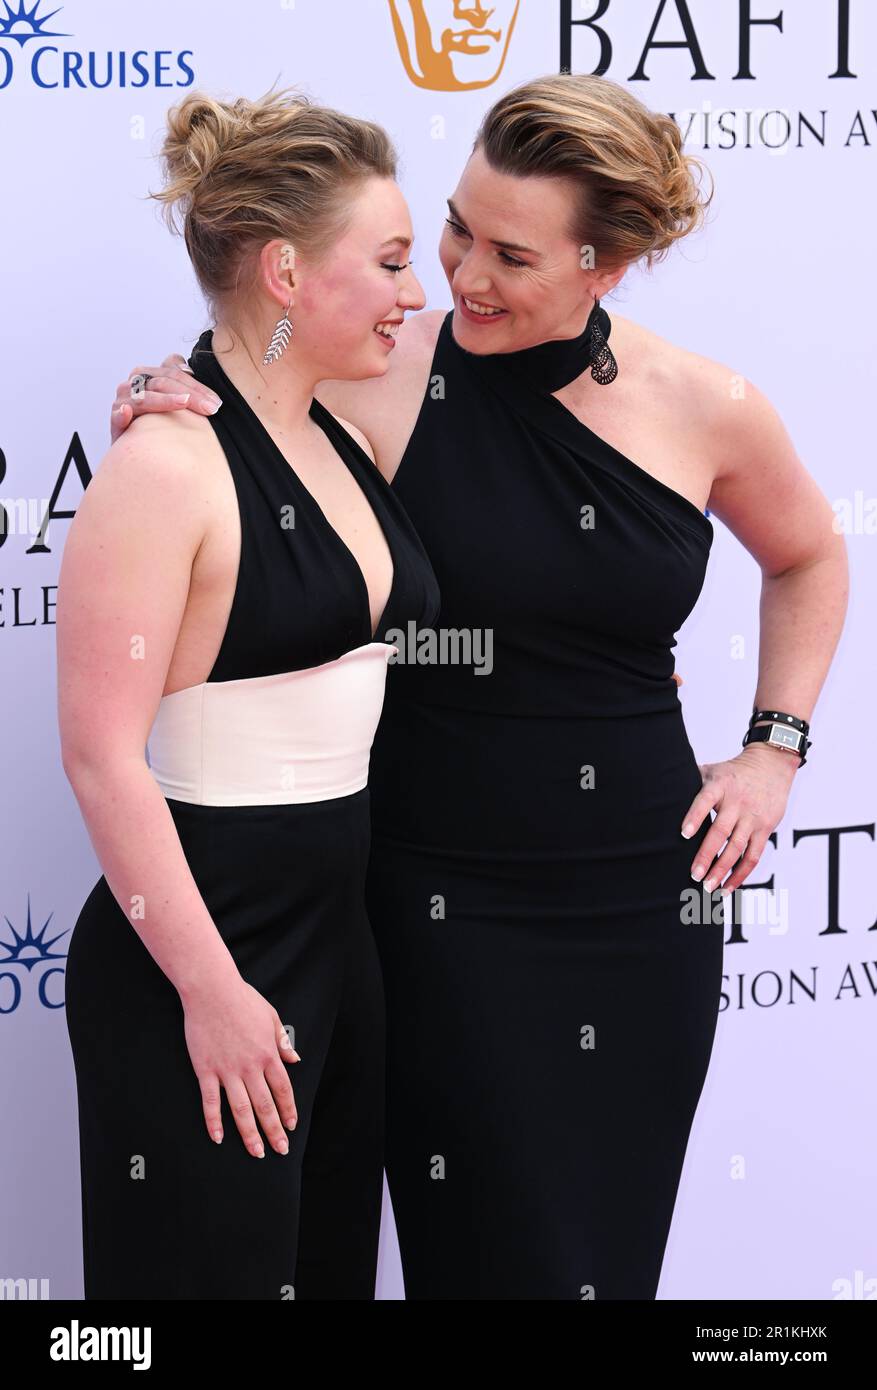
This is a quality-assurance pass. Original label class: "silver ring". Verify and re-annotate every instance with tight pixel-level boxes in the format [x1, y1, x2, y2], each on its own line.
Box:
[129, 372, 153, 398]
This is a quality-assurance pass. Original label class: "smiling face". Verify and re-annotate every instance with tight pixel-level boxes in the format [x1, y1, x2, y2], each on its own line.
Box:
[288, 176, 424, 381]
[389, 0, 521, 91]
[439, 147, 619, 356]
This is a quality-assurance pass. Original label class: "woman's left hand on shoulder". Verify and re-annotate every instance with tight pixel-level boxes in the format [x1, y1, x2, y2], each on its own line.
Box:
[681, 746, 799, 895]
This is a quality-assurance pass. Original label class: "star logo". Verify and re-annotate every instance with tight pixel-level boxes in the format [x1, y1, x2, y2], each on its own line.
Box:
[0, 1, 71, 47]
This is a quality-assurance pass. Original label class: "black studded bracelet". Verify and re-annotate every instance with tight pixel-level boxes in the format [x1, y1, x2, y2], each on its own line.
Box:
[742, 706, 811, 767]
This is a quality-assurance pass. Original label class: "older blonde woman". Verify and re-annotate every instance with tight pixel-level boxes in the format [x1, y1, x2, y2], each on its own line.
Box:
[111, 74, 847, 1300]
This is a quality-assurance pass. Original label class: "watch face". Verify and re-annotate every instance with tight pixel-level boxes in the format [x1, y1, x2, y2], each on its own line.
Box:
[769, 725, 802, 750]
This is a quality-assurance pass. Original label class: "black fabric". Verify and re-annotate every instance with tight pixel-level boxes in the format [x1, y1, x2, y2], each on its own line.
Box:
[494, 297, 608, 393]
[187, 329, 441, 677]
[365, 309, 724, 1299]
[64, 330, 439, 1299]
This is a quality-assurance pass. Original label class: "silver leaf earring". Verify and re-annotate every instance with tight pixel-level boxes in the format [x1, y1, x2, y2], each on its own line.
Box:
[263, 300, 293, 365]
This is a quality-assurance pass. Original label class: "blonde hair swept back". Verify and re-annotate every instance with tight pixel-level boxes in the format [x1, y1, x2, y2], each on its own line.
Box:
[150, 84, 398, 318]
[476, 73, 714, 273]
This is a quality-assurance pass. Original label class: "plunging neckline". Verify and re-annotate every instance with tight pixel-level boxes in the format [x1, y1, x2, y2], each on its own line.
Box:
[307, 399, 399, 641]
[197, 333, 397, 643]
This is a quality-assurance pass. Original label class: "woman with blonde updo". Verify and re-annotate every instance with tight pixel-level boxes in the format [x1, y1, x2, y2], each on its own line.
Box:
[112, 74, 846, 1299]
[59, 86, 438, 1299]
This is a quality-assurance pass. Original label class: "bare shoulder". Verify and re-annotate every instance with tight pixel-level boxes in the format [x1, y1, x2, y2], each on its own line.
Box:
[611, 312, 735, 407]
[614, 312, 836, 571]
[397, 307, 447, 357]
[316, 307, 446, 416]
[315, 308, 449, 480]
[612, 312, 784, 476]
[107, 408, 229, 482]
[113, 406, 216, 454]
[78, 409, 230, 537]
[61, 410, 228, 584]
[380, 307, 446, 392]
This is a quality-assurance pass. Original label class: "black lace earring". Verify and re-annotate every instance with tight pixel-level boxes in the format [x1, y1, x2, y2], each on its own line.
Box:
[589, 298, 618, 385]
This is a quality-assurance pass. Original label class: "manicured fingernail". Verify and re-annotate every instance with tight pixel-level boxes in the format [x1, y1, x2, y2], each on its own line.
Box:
[252, 1143, 264, 1158]
[704, 877, 716, 891]
[291, 1051, 301, 1062]
[681, 823, 694, 838]
[691, 865, 704, 881]
[286, 1118, 297, 1130]
[212, 1130, 222, 1143]
[277, 1140, 289, 1155]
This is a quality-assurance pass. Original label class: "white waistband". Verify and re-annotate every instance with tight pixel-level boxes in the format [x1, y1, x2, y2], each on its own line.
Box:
[146, 642, 394, 806]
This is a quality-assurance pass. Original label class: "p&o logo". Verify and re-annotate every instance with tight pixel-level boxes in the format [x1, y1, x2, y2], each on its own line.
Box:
[0, 894, 68, 1013]
[0, 0, 195, 90]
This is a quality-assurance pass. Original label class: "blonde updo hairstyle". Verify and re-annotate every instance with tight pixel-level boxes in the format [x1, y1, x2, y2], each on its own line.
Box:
[150, 85, 398, 324]
[475, 73, 713, 274]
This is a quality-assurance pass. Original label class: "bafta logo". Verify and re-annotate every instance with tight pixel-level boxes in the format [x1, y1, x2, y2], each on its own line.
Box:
[388, 0, 521, 92]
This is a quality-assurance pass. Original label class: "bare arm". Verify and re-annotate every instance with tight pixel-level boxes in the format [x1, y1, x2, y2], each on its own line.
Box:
[680, 373, 848, 897]
[315, 310, 445, 480]
[57, 419, 298, 1154]
[707, 376, 848, 739]
[58, 425, 237, 994]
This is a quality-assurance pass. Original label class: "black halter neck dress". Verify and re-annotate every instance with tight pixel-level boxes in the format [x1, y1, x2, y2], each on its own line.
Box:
[364, 303, 725, 1299]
